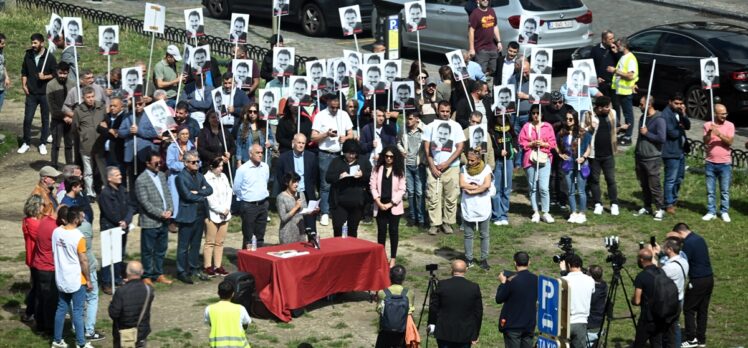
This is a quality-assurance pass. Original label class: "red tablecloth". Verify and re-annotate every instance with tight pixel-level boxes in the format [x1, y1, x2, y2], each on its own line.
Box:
[237, 237, 391, 322]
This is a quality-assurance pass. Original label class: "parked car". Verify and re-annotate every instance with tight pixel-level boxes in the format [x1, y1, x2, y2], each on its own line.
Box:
[203, 0, 373, 37]
[573, 22, 748, 121]
[372, 0, 594, 61]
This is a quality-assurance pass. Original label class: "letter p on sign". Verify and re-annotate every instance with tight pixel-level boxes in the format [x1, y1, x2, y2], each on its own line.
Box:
[542, 279, 554, 309]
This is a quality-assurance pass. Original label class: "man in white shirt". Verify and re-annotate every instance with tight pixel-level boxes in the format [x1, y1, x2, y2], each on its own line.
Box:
[561, 254, 596, 348]
[311, 95, 353, 225]
[658, 237, 689, 346]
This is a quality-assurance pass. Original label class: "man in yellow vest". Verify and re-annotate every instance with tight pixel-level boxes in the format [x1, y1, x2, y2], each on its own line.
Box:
[204, 280, 251, 348]
[608, 37, 638, 146]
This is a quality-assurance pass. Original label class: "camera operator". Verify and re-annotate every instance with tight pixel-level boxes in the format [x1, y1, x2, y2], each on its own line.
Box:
[495, 251, 537, 348]
[673, 223, 712, 348]
[586, 265, 608, 347]
[654, 237, 689, 347]
[427, 260, 483, 347]
[632, 248, 676, 347]
[559, 254, 595, 348]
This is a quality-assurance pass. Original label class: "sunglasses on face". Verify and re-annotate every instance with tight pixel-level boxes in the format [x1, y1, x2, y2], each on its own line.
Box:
[553, 100, 564, 105]
[151, 161, 162, 166]
[530, 111, 539, 115]
[248, 110, 258, 114]
[566, 118, 575, 121]
[186, 160, 199, 164]
[384, 154, 394, 159]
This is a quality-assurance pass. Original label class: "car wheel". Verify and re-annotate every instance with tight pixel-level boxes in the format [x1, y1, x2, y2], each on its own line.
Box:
[686, 85, 709, 120]
[301, 3, 327, 36]
[205, 0, 229, 19]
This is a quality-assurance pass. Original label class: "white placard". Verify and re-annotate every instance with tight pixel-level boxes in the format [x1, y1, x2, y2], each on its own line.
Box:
[229, 14, 250, 43]
[100, 227, 124, 267]
[404, 0, 427, 32]
[339, 5, 363, 36]
[143, 3, 166, 34]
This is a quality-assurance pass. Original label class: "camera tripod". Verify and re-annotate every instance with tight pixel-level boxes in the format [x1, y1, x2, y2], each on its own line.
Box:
[417, 270, 439, 348]
[596, 266, 637, 348]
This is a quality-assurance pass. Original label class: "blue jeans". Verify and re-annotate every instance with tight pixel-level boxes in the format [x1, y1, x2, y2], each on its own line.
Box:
[463, 219, 490, 262]
[492, 158, 513, 222]
[101, 233, 127, 286]
[85, 271, 99, 336]
[526, 162, 551, 213]
[564, 169, 587, 212]
[23, 93, 50, 145]
[141, 223, 169, 280]
[318, 151, 337, 215]
[0, 89, 6, 112]
[177, 218, 206, 276]
[405, 164, 427, 224]
[54, 285, 86, 346]
[619, 94, 633, 138]
[705, 161, 731, 214]
[663, 156, 685, 207]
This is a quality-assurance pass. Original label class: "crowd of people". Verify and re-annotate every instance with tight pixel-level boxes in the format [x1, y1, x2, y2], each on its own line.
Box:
[8, 1, 738, 346]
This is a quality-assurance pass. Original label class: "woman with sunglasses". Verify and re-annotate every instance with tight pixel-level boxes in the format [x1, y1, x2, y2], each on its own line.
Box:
[236, 103, 274, 167]
[518, 104, 557, 223]
[370, 145, 406, 268]
[557, 110, 591, 223]
[167, 125, 196, 220]
[326, 139, 371, 237]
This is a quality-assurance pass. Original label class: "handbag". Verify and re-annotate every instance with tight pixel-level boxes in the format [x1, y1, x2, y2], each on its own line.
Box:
[530, 150, 549, 166]
[119, 283, 151, 348]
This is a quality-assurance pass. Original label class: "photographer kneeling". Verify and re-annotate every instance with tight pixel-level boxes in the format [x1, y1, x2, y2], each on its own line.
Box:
[559, 254, 596, 348]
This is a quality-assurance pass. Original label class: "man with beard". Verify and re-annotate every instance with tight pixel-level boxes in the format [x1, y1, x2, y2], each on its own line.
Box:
[230, 45, 261, 100]
[468, 0, 502, 78]
[341, 8, 362, 36]
[532, 50, 552, 75]
[273, 48, 294, 76]
[495, 41, 519, 86]
[46, 62, 76, 168]
[230, 17, 247, 43]
[186, 10, 204, 38]
[98, 27, 118, 55]
[64, 20, 83, 46]
[173, 101, 201, 143]
[20, 33, 57, 155]
[455, 80, 491, 128]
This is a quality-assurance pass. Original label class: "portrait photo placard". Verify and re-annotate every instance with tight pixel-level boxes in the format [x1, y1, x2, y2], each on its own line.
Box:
[493, 84, 516, 115]
[273, 0, 290, 16]
[229, 13, 249, 43]
[191, 45, 212, 74]
[344, 50, 362, 77]
[531, 47, 553, 75]
[232, 59, 254, 89]
[287, 76, 312, 107]
[258, 88, 280, 120]
[47, 13, 63, 41]
[121, 67, 143, 98]
[364, 52, 384, 66]
[363, 63, 385, 96]
[392, 81, 416, 110]
[184, 8, 205, 39]
[404, 0, 427, 32]
[62, 17, 84, 47]
[98, 25, 119, 55]
[529, 73, 552, 105]
[446, 50, 468, 81]
[572, 59, 598, 88]
[273, 47, 295, 77]
[518, 15, 539, 45]
[700, 57, 720, 89]
[383, 60, 401, 89]
[566, 68, 589, 97]
[144, 100, 176, 135]
[468, 124, 488, 154]
[338, 5, 363, 36]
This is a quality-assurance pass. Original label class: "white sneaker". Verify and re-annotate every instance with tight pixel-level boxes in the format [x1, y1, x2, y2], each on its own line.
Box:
[499, 220, 509, 226]
[320, 214, 329, 226]
[266, 215, 271, 222]
[593, 203, 603, 215]
[567, 213, 579, 223]
[610, 204, 619, 216]
[492, 220, 502, 226]
[721, 213, 731, 223]
[531, 212, 540, 223]
[17, 143, 30, 154]
[701, 213, 716, 221]
[541, 212, 555, 224]
[79, 342, 95, 348]
[633, 208, 650, 217]
[51, 340, 67, 348]
[39, 144, 48, 155]
[576, 214, 587, 224]
[47, 134, 53, 143]
[653, 209, 665, 221]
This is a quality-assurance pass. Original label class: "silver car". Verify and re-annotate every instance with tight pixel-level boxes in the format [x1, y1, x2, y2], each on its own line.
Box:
[372, 0, 594, 60]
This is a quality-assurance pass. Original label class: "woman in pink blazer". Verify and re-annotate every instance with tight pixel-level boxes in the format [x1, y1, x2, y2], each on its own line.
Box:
[370, 145, 407, 268]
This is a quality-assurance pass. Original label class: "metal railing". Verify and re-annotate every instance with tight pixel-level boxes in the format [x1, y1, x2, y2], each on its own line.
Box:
[16, 0, 311, 65]
[686, 139, 747, 168]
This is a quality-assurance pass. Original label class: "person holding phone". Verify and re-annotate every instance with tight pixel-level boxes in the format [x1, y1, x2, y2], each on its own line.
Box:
[495, 251, 538, 348]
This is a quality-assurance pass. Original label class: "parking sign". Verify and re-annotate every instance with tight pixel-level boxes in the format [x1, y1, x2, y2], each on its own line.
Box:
[538, 275, 560, 336]
[537, 336, 567, 348]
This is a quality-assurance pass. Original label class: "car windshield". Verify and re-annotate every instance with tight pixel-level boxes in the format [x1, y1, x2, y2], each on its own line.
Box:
[704, 33, 748, 60]
[519, 0, 583, 11]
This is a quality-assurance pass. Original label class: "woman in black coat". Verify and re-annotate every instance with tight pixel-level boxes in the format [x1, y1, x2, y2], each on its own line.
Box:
[198, 110, 236, 173]
[325, 139, 371, 237]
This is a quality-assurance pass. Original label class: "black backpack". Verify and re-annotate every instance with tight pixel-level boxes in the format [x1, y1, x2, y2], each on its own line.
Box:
[380, 288, 409, 333]
[225, 272, 256, 313]
[646, 268, 680, 324]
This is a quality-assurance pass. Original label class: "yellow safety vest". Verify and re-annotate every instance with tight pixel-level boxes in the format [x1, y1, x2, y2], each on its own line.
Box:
[612, 52, 639, 96]
[208, 301, 251, 348]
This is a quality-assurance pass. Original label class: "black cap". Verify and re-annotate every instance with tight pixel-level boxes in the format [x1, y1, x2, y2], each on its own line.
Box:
[268, 34, 284, 44]
[550, 91, 564, 102]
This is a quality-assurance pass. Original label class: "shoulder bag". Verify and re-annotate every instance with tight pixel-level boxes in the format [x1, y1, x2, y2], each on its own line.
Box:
[119, 283, 151, 348]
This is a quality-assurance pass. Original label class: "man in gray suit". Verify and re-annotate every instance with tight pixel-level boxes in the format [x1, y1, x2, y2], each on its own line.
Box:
[174, 150, 213, 284]
[135, 151, 174, 286]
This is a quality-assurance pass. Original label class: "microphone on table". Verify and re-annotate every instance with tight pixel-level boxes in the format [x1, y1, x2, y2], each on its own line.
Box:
[305, 227, 320, 249]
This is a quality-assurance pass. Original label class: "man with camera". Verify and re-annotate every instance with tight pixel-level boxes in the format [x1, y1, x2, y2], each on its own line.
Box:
[560, 254, 595, 348]
[632, 248, 678, 348]
[495, 251, 537, 348]
[427, 260, 483, 347]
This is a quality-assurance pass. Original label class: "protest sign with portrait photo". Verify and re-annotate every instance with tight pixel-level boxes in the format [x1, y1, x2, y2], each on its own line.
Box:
[328, 58, 350, 92]
[383, 60, 401, 89]
[468, 124, 488, 154]
[184, 8, 205, 39]
[258, 88, 280, 120]
[306, 60, 328, 91]
[531, 47, 553, 75]
[404, 0, 427, 32]
[529, 73, 552, 105]
[518, 15, 539, 44]
[273, 0, 290, 16]
[700, 57, 720, 89]
[98, 25, 119, 55]
[191, 45, 212, 74]
[446, 50, 469, 81]
[211, 88, 230, 117]
[144, 100, 176, 135]
[62, 17, 83, 47]
[566, 68, 589, 97]
[572, 59, 598, 88]
[338, 5, 363, 36]
[232, 59, 254, 89]
[229, 13, 249, 43]
[363, 64, 386, 95]
[392, 81, 416, 110]
[121, 66, 143, 98]
[344, 50, 362, 78]
[493, 84, 516, 115]
[364, 52, 384, 66]
[47, 14, 63, 42]
[287, 76, 313, 107]
[273, 47, 295, 77]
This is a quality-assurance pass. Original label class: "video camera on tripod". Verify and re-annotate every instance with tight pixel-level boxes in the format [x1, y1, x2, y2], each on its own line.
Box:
[552, 236, 575, 264]
[604, 236, 626, 270]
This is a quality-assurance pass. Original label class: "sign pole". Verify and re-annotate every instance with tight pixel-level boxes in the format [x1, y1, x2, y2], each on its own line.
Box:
[460, 79, 473, 112]
[109, 228, 115, 294]
[501, 110, 507, 188]
[642, 59, 657, 129]
[107, 55, 111, 89]
[416, 30, 423, 103]
[144, 32, 156, 97]
[73, 45, 81, 104]
[709, 88, 714, 123]
[131, 96, 138, 174]
[353, 33, 360, 53]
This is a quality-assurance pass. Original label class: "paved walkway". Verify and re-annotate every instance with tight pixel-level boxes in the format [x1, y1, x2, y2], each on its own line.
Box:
[633, 0, 748, 20]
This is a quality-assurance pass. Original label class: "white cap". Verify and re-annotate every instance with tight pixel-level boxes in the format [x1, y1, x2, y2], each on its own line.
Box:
[166, 45, 182, 61]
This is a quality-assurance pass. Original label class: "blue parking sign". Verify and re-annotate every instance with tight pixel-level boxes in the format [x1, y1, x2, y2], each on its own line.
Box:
[537, 275, 560, 336]
[388, 18, 399, 30]
[537, 336, 561, 348]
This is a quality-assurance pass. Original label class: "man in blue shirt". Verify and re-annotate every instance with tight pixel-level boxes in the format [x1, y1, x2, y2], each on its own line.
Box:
[495, 251, 537, 348]
[674, 223, 713, 348]
[234, 144, 270, 248]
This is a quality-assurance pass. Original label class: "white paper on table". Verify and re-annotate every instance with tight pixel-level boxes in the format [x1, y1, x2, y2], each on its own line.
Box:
[100, 227, 125, 267]
[266, 250, 311, 258]
[349, 165, 360, 176]
[301, 200, 319, 215]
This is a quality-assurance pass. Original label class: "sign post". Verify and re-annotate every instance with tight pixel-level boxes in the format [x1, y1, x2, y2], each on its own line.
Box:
[386, 16, 399, 60]
[538, 275, 570, 346]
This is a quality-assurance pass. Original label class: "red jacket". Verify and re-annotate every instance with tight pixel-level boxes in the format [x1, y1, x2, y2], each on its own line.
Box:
[22, 217, 40, 267]
[32, 216, 57, 272]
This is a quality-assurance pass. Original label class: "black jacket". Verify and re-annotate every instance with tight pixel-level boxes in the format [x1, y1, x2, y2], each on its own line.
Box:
[109, 279, 154, 344]
[588, 281, 608, 330]
[276, 114, 313, 154]
[455, 97, 492, 129]
[98, 183, 133, 231]
[590, 44, 620, 85]
[197, 126, 235, 171]
[495, 270, 538, 333]
[325, 157, 371, 209]
[22, 48, 57, 95]
[428, 276, 483, 343]
[97, 111, 128, 165]
[276, 150, 319, 200]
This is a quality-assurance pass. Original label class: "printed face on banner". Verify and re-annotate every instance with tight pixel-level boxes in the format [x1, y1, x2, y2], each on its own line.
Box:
[212, 88, 229, 116]
[62, 17, 83, 47]
[273, 0, 290, 16]
[47, 14, 63, 41]
[182, 45, 193, 73]
[469, 125, 488, 154]
[144, 100, 176, 134]
[572, 59, 597, 88]
[493, 84, 516, 114]
[98, 26, 119, 55]
[232, 59, 254, 89]
[529, 73, 551, 105]
[430, 120, 456, 154]
[287, 76, 312, 107]
[339, 5, 362, 36]
[404, 0, 427, 32]
[258, 88, 280, 120]
[331, 58, 350, 91]
[273, 47, 295, 77]
[229, 14, 250, 43]
[184, 9, 205, 39]
[363, 64, 385, 95]
[364, 52, 384, 66]
[700, 57, 720, 89]
[144, 3, 166, 34]
[447, 50, 469, 81]
[344, 50, 361, 77]
[383, 60, 401, 87]
[531, 47, 553, 75]
[566, 68, 589, 97]
[121, 67, 143, 98]
[306, 60, 327, 90]
[518, 15, 539, 45]
[392, 81, 415, 110]
[191, 45, 211, 74]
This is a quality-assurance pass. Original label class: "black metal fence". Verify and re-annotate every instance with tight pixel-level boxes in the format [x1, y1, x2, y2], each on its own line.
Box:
[686, 139, 747, 168]
[15, 0, 311, 65]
